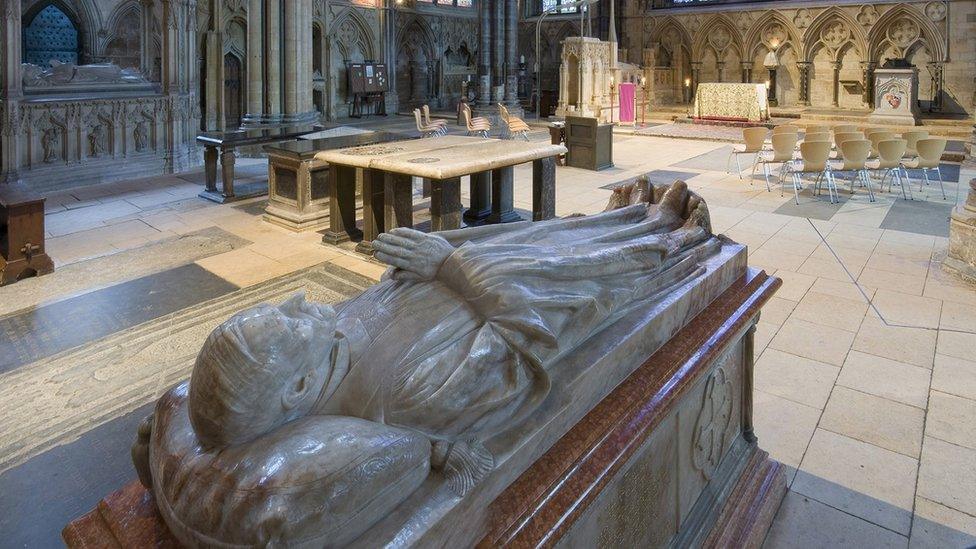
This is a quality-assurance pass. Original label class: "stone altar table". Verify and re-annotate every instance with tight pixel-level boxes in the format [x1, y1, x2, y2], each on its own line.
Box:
[262, 131, 412, 232]
[693, 83, 769, 123]
[196, 124, 324, 203]
[313, 135, 565, 253]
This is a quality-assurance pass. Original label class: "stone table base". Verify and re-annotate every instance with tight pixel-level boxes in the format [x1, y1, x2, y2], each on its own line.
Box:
[945, 178, 976, 282]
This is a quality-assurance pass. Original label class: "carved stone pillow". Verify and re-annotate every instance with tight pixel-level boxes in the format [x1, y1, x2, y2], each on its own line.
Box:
[149, 382, 431, 548]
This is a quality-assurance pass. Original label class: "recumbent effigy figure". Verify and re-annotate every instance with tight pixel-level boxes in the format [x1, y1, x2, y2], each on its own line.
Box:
[134, 179, 720, 547]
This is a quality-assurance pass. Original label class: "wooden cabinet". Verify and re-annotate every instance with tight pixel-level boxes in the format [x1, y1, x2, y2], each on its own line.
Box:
[0, 184, 54, 285]
[565, 116, 613, 171]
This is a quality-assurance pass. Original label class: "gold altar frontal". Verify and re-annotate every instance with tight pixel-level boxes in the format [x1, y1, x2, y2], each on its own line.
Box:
[693, 83, 770, 123]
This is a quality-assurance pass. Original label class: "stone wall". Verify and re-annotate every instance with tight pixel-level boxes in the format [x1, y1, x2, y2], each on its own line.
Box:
[2, 0, 198, 187]
[524, 0, 974, 116]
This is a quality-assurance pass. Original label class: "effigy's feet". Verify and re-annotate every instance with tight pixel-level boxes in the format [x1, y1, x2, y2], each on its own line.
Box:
[432, 440, 495, 497]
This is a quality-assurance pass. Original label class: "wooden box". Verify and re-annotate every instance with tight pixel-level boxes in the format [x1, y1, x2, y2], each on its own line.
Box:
[0, 184, 54, 285]
[565, 116, 614, 171]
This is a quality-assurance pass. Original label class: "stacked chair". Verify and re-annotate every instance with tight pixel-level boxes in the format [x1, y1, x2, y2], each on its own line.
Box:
[727, 127, 768, 179]
[498, 104, 531, 140]
[422, 105, 448, 133]
[414, 108, 447, 138]
[461, 103, 491, 138]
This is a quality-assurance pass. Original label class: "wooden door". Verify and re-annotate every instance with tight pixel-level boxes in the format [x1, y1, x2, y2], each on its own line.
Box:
[223, 53, 243, 129]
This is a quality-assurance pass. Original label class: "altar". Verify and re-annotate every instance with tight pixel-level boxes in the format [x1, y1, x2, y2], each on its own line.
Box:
[693, 83, 769, 123]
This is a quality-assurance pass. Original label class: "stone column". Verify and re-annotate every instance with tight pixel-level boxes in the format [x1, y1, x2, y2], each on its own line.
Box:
[945, 178, 976, 281]
[159, 0, 198, 171]
[741, 62, 752, 84]
[928, 62, 944, 112]
[283, 0, 299, 116]
[477, 0, 491, 106]
[503, 0, 519, 109]
[716, 61, 725, 83]
[491, 0, 505, 103]
[378, 0, 398, 113]
[266, 0, 282, 122]
[140, 0, 155, 77]
[797, 62, 811, 106]
[204, 1, 223, 130]
[244, 0, 264, 124]
[862, 61, 876, 108]
[691, 62, 702, 98]
[0, 0, 23, 183]
[831, 61, 841, 108]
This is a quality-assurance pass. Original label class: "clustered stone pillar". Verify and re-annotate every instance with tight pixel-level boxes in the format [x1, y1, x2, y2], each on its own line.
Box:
[378, 0, 398, 112]
[797, 62, 811, 106]
[0, 0, 24, 183]
[476, 0, 522, 117]
[242, 0, 316, 127]
[160, 0, 199, 171]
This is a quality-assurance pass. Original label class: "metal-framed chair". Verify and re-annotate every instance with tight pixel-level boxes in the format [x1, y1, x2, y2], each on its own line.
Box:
[869, 139, 912, 200]
[834, 132, 864, 158]
[902, 138, 948, 199]
[833, 124, 858, 134]
[772, 124, 800, 135]
[805, 124, 831, 134]
[422, 105, 448, 131]
[753, 132, 798, 191]
[835, 139, 875, 201]
[783, 141, 837, 205]
[727, 127, 768, 179]
[902, 130, 929, 159]
[867, 131, 896, 159]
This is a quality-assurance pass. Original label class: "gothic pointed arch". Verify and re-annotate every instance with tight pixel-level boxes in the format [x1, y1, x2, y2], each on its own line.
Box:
[742, 10, 803, 61]
[868, 3, 945, 63]
[394, 13, 436, 62]
[22, 0, 103, 63]
[802, 7, 867, 63]
[331, 9, 376, 61]
[691, 14, 742, 62]
[102, 0, 143, 69]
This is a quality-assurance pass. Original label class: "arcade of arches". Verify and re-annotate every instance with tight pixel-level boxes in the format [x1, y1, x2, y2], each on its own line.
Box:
[0, 0, 974, 188]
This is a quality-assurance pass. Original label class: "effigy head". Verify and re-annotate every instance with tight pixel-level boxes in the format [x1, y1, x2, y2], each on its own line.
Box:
[188, 292, 337, 447]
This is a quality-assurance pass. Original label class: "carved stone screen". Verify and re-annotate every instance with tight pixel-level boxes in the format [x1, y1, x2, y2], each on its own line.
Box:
[23, 4, 79, 66]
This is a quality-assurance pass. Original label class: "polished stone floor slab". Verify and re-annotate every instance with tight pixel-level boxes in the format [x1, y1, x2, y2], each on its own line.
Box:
[0, 402, 153, 549]
[670, 145, 737, 172]
[0, 264, 239, 375]
[598, 169, 699, 190]
[879, 199, 954, 237]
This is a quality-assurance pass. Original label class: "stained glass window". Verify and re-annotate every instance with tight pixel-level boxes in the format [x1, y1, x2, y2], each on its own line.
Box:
[23, 4, 79, 66]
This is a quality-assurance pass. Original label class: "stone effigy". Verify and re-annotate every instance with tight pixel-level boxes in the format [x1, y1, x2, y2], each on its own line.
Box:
[126, 179, 779, 548]
[22, 61, 149, 88]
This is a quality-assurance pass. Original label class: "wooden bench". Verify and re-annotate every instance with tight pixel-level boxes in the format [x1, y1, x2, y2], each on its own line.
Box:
[0, 183, 54, 285]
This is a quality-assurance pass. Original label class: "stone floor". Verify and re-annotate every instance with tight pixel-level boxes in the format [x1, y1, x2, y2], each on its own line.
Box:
[1, 116, 975, 547]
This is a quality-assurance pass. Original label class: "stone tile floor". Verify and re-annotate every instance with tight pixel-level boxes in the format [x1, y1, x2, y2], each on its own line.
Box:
[2, 118, 976, 547]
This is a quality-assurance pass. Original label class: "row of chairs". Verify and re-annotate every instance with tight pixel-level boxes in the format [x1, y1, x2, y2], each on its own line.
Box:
[414, 103, 530, 140]
[730, 125, 948, 204]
